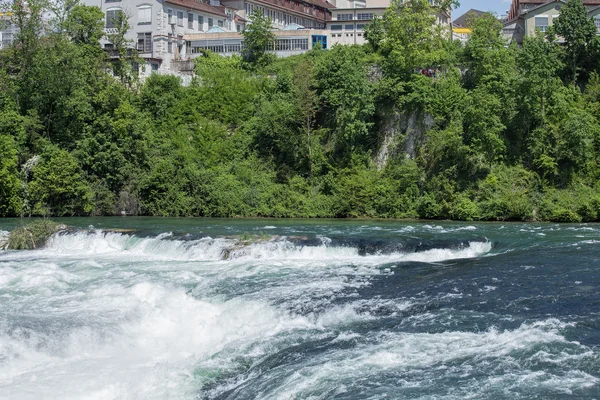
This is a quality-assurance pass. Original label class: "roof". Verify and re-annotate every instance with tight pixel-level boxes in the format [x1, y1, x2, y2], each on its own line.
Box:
[508, 0, 600, 19]
[453, 9, 486, 28]
[282, 22, 304, 30]
[164, 0, 227, 17]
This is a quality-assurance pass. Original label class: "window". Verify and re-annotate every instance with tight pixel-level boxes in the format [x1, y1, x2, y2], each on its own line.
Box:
[330, 24, 342, 31]
[177, 11, 183, 27]
[595, 16, 600, 33]
[356, 24, 365, 31]
[345, 24, 353, 30]
[137, 32, 152, 53]
[105, 9, 121, 29]
[236, 24, 241, 32]
[168, 33, 173, 53]
[167, 9, 173, 24]
[336, 13, 352, 21]
[0, 32, 12, 49]
[188, 13, 193, 29]
[535, 16, 548, 32]
[137, 6, 151, 24]
[198, 15, 204, 30]
[151, 63, 159, 71]
[218, 20, 223, 27]
[105, 0, 120, 3]
[208, 18, 213, 27]
[357, 13, 373, 20]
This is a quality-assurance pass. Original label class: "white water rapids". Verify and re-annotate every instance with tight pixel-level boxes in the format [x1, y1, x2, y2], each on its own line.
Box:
[0, 227, 597, 399]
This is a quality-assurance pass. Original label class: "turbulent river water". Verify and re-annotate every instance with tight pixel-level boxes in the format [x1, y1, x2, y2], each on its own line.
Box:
[0, 218, 599, 400]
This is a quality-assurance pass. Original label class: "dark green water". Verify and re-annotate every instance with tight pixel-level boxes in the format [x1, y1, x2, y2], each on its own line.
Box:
[0, 218, 598, 399]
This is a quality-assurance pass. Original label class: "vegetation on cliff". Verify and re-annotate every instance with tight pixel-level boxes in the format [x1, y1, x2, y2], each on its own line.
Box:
[2, 0, 600, 221]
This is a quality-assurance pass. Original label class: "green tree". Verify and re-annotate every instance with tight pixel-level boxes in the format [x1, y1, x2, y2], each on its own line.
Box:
[241, 9, 276, 68]
[379, 0, 447, 79]
[553, 0, 597, 84]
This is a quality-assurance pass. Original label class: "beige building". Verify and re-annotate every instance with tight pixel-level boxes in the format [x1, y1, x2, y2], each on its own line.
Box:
[326, 0, 451, 46]
[504, 0, 600, 44]
[327, 0, 387, 46]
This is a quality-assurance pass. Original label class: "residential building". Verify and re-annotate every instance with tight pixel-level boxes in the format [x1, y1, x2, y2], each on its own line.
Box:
[327, 0, 387, 45]
[0, 12, 17, 50]
[221, 0, 333, 29]
[451, 8, 485, 43]
[80, 0, 334, 79]
[504, 0, 600, 44]
[326, 0, 451, 46]
[185, 26, 329, 56]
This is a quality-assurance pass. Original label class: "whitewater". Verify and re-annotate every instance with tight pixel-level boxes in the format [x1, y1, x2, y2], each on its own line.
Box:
[0, 218, 598, 399]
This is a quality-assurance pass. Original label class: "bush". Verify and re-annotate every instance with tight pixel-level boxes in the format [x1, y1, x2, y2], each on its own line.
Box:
[6, 220, 65, 250]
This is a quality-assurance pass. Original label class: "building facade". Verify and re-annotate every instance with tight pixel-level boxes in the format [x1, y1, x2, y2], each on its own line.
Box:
[327, 0, 387, 46]
[504, 0, 600, 44]
[0, 12, 17, 50]
[79, 0, 332, 78]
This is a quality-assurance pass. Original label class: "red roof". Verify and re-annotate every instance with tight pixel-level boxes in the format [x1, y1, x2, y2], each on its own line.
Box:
[164, 0, 227, 17]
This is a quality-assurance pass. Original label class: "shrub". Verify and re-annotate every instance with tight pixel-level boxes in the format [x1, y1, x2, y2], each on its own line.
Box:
[6, 220, 65, 250]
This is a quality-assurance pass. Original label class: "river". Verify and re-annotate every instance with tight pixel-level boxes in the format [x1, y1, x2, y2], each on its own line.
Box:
[0, 218, 599, 399]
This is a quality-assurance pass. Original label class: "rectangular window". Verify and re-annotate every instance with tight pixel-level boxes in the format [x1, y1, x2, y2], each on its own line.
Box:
[356, 13, 373, 20]
[137, 32, 152, 53]
[198, 15, 204, 30]
[138, 6, 151, 24]
[168, 33, 173, 53]
[208, 17, 213, 27]
[218, 20, 223, 27]
[330, 24, 342, 31]
[151, 63, 159, 71]
[336, 13, 353, 21]
[177, 11, 183, 27]
[188, 13, 193, 29]
[167, 9, 173, 24]
[105, 9, 120, 29]
[356, 24, 365, 31]
[345, 24, 353, 30]
[535, 16, 548, 32]
[595, 17, 600, 33]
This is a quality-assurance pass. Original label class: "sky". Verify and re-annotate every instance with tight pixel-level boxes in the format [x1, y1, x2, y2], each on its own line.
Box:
[453, 0, 513, 19]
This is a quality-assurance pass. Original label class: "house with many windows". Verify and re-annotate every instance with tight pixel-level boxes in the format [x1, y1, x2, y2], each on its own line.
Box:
[326, 0, 451, 46]
[503, 0, 600, 44]
[326, 0, 387, 45]
[81, 0, 244, 77]
[0, 12, 18, 50]
[81, 0, 333, 78]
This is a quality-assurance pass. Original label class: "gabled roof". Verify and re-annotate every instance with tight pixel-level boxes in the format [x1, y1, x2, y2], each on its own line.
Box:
[453, 9, 486, 27]
[165, 0, 228, 18]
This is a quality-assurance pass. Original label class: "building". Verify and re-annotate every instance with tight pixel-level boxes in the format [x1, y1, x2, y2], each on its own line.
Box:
[325, 0, 451, 46]
[326, 0, 387, 46]
[0, 12, 18, 50]
[185, 25, 329, 57]
[504, 0, 600, 44]
[451, 8, 485, 43]
[80, 0, 333, 78]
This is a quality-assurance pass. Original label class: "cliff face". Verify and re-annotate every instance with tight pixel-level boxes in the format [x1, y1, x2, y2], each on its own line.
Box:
[374, 106, 434, 170]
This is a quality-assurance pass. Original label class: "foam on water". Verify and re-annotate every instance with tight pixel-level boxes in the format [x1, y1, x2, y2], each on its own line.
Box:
[1, 221, 597, 399]
[259, 319, 597, 400]
[33, 231, 492, 266]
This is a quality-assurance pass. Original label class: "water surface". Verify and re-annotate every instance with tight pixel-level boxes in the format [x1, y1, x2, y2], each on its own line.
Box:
[0, 218, 598, 399]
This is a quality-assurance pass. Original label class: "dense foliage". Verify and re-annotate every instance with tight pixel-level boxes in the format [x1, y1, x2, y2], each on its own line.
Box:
[3, 0, 600, 221]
